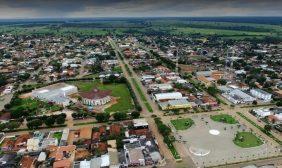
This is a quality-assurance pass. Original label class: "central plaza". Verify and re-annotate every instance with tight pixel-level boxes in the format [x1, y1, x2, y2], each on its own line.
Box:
[167, 114, 281, 167]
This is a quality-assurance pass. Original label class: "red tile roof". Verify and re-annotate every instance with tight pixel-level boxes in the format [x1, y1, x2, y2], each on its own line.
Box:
[80, 88, 111, 100]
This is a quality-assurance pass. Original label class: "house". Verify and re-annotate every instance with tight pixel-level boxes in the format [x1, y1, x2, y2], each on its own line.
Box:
[14, 134, 30, 150]
[110, 124, 122, 136]
[133, 119, 149, 129]
[26, 138, 40, 152]
[80, 88, 111, 106]
[47, 145, 76, 168]
[19, 155, 36, 168]
[250, 89, 272, 102]
[41, 138, 58, 149]
[0, 154, 17, 167]
[125, 145, 145, 166]
[1, 137, 15, 151]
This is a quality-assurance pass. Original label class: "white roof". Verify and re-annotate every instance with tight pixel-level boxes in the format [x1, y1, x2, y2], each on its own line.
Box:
[38, 89, 49, 93]
[38, 152, 47, 162]
[154, 92, 182, 101]
[61, 85, 75, 91]
[101, 154, 110, 167]
[133, 119, 148, 127]
[27, 138, 40, 151]
[80, 160, 91, 168]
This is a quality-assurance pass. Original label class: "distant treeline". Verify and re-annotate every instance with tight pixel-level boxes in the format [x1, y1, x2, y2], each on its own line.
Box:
[182, 24, 272, 32]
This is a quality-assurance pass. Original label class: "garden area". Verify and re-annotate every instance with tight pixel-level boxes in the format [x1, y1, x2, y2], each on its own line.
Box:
[67, 80, 134, 113]
[6, 96, 63, 118]
[210, 114, 237, 124]
[53, 132, 63, 141]
[171, 118, 194, 130]
[233, 131, 263, 148]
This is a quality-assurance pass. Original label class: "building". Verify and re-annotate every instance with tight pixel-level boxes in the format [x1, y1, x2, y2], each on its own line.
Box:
[26, 138, 40, 152]
[153, 92, 183, 102]
[159, 99, 192, 110]
[80, 88, 111, 106]
[250, 89, 272, 102]
[133, 119, 149, 129]
[31, 83, 78, 106]
[19, 155, 36, 168]
[252, 108, 272, 118]
[223, 89, 255, 104]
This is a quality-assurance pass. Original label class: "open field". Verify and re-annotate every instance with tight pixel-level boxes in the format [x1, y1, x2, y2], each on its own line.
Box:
[0, 18, 281, 40]
[67, 80, 134, 113]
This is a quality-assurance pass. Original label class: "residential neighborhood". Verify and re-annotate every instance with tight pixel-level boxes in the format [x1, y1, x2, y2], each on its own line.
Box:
[0, 13, 282, 168]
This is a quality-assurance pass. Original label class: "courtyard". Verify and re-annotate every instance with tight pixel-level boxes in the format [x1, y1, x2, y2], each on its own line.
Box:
[168, 114, 280, 167]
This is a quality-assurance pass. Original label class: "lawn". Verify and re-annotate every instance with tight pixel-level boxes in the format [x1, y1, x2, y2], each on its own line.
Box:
[68, 80, 134, 113]
[9, 97, 62, 116]
[53, 132, 63, 141]
[171, 118, 194, 130]
[210, 114, 237, 124]
[233, 132, 263, 148]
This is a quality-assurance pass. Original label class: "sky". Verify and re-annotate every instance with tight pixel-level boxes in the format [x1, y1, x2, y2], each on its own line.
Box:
[0, 0, 281, 19]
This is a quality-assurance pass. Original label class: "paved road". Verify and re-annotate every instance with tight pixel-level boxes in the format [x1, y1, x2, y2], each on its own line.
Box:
[108, 37, 177, 164]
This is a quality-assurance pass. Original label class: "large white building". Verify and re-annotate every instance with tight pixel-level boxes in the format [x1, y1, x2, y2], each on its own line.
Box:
[153, 92, 183, 102]
[250, 89, 272, 102]
[31, 83, 78, 106]
[223, 89, 255, 104]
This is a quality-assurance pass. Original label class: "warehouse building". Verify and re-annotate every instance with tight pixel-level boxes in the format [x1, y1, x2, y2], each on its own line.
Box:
[153, 92, 183, 102]
[250, 89, 272, 102]
[31, 83, 78, 106]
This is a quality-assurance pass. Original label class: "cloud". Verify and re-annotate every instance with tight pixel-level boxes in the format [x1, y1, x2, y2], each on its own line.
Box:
[0, 0, 281, 18]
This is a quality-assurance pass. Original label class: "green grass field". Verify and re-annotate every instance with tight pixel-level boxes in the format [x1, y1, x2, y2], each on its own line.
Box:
[171, 118, 194, 130]
[9, 97, 62, 116]
[1, 20, 281, 40]
[68, 80, 134, 113]
[233, 132, 263, 148]
[210, 114, 237, 124]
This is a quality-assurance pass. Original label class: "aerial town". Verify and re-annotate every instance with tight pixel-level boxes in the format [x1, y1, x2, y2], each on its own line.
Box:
[0, 2, 282, 168]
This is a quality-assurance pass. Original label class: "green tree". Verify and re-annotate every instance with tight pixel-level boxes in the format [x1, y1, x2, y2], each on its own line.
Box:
[217, 79, 227, 85]
[56, 116, 66, 125]
[0, 74, 7, 87]
[207, 86, 218, 96]
[45, 116, 56, 127]
[27, 119, 43, 130]
[264, 124, 272, 133]
[113, 112, 127, 121]
[6, 122, 21, 130]
[131, 111, 140, 119]
[276, 101, 282, 107]
[95, 113, 110, 123]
